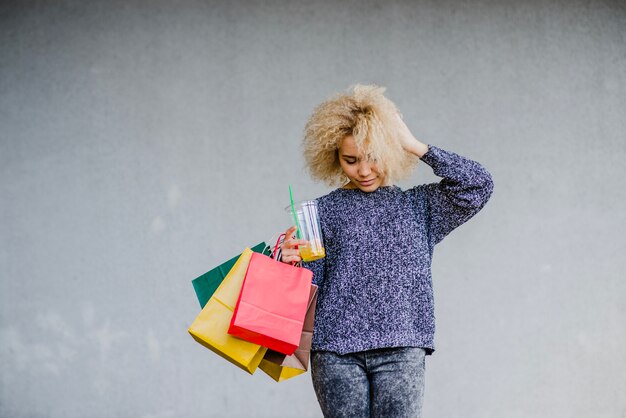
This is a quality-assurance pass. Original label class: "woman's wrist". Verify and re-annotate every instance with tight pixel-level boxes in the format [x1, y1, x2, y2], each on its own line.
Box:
[407, 141, 429, 158]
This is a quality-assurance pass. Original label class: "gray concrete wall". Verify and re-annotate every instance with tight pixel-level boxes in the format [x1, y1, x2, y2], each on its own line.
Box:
[1, 1, 625, 417]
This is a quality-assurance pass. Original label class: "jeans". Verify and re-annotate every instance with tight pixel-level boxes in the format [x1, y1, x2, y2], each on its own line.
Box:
[310, 347, 426, 418]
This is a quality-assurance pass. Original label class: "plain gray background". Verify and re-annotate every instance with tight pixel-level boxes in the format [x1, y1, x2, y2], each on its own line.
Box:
[1, 1, 625, 417]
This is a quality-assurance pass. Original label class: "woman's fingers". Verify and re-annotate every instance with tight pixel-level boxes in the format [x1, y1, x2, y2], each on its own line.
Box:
[281, 253, 301, 263]
[284, 238, 308, 249]
[283, 226, 307, 249]
[280, 226, 309, 264]
[285, 225, 297, 239]
[280, 246, 302, 263]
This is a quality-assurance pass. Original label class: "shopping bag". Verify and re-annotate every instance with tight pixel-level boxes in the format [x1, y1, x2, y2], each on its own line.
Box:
[258, 284, 318, 382]
[228, 252, 313, 355]
[188, 248, 267, 374]
[191, 242, 270, 309]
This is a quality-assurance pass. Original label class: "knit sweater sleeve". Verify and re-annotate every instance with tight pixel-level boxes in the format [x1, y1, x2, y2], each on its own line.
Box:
[303, 257, 325, 287]
[414, 145, 494, 247]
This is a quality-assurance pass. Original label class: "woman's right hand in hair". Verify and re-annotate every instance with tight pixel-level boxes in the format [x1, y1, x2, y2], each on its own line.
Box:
[280, 226, 308, 264]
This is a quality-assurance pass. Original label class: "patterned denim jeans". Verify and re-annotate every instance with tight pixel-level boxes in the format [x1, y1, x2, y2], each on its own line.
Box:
[311, 347, 426, 418]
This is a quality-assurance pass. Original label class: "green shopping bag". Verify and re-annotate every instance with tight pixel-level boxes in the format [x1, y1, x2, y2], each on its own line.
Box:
[192, 242, 271, 308]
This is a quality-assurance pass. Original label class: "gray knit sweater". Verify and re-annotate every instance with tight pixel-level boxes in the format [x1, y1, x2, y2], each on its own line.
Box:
[303, 145, 494, 355]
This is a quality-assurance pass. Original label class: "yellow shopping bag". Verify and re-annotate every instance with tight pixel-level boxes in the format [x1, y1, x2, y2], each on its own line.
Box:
[188, 248, 267, 374]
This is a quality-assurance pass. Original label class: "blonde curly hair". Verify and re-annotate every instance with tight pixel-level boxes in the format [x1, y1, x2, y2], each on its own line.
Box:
[303, 84, 418, 187]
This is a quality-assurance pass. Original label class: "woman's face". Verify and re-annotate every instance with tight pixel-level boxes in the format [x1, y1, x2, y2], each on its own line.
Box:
[338, 135, 386, 192]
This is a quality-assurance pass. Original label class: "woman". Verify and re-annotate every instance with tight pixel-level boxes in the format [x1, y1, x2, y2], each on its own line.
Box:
[280, 85, 494, 417]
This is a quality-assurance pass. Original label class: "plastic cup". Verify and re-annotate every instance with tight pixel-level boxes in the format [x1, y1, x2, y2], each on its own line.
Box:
[285, 200, 326, 262]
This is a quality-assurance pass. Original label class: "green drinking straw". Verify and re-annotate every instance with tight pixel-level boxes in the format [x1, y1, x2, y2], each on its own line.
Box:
[289, 185, 302, 239]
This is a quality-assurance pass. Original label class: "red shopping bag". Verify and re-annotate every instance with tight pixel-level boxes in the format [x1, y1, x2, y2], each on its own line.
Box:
[228, 252, 313, 355]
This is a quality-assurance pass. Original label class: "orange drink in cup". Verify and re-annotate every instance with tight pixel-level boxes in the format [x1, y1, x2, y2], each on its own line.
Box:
[285, 200, 326, 262]
[297, 239, 326, 262]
